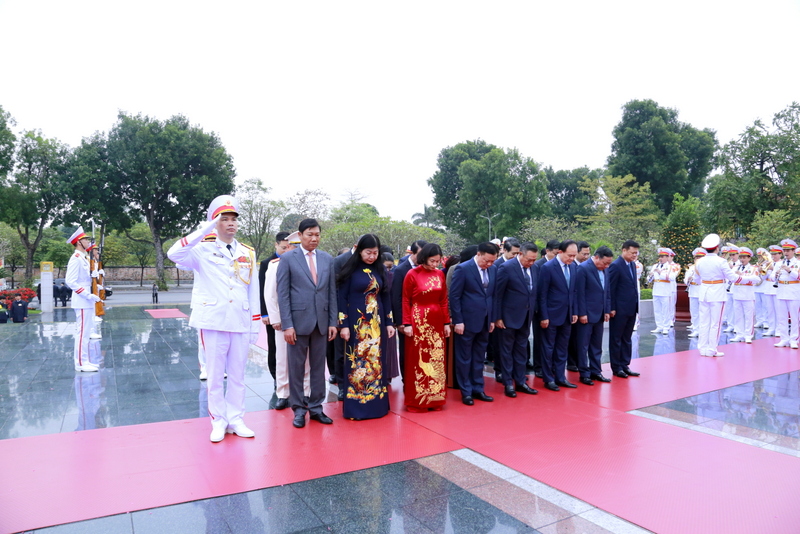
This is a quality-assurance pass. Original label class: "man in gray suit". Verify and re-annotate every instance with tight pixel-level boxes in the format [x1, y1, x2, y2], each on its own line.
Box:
[277, 218, 338, 428]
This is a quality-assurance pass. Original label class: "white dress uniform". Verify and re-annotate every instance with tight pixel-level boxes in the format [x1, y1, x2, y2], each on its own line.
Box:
[753, 248, 768, 329]
[633, 260, 643, 330]
[684, 255, 703, 335]
[771, 240, 800, 348]
[761, 246, 781, 336]
[167, 196, 261, 442]
[730, 252, 758, 343]
[264, 253, 311, 401]
[694, 234, 759, 357]
[65, 226, 101, 372]
[650, 253, 677, 334]
[723, 253, 740, 331]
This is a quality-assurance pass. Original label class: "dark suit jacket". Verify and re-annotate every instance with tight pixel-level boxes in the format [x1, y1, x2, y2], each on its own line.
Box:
[495, 256, 507, 267]
[276, 247, 337, 336]
[449, 259, 496, 333]
[391, 258, 413, 325]
[575, 260, 611, 323]
[537, 258, 576, 326]
[493, 257, 537, 330]
[259, 252, 279, 317]
[333, 250, 353, 276]
[608, 256, 639, 316]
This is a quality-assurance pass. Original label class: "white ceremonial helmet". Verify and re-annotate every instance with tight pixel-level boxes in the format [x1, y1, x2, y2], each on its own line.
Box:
[700, 233, 721, 249]
[207, 195, 239, 221]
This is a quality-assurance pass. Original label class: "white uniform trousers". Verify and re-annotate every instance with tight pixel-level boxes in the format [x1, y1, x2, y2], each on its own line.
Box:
[73, 308, 95, 367]
[698, 300, 726, 356]
[733, 300, 755, 339]
[754, 292, 765, 328]
[775, 298, 800, 344]
[275, 337, 310, 399]
[762, 294, 777, 334]
[197, 331, 206, 370]
[200, 329, 248, 430]
[689, 296, 700, 329]
[724, 293, 734, 325]
[669, 293, 677, 326]
[653, 295, 672, 330]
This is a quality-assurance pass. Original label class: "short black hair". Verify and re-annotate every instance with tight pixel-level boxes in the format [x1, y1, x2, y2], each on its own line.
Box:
[595, 246, 614, 259]
[275, 231, 290, 243]
[381, 252, 395, 264]
[545, 239, 560, 252]
[520, 242, 538, 254]
[459, 245, 479, 263]
[477, 242, 498, 255]
[577, 241, 590, 251]
[503, 238, 521, 252]
[410, 240, 428, 254]
[416, 243, 443, 265]
[298, 218, 320, 233]
[622, 239, 640, 250]
[559, 240, 577, 252]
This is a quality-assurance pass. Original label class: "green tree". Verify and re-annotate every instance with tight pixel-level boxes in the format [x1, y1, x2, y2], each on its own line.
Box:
[0, 222, 26, 288]
[0, 105, 16, 179]
[607, 99, 717, 213]
[661, 194, 702, 277]
[321, 215, 443, 258]
[36, 227, 73, 278]
[236, 178, 288, 260]
[543, 167, 599, 222]
[428, 141, 550, 241]
[329, 202, 379, 224]
[104, 112, 236, 288]
[287, 188, 330, 220]
[747, 210, 800, 248]
[0, 131, 71, 279]
[279, 213, 305, 233]
[123, 222, 156, 286]
[411, 204, 443, 231]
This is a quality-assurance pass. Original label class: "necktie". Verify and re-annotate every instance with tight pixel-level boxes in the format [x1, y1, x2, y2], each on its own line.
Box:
[307, 251, 317, 285]
[524, 268, 532, 290]
[226, 244, 233, 257]
[563, 264, 570, 287]
[481, 268, 489, 289]
[599, 270, 605, 289]
[629, 261, 636, 281]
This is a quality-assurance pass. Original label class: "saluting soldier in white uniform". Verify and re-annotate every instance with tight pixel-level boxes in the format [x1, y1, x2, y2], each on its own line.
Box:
[649, 248, 678, 335]
[685, 248, 706, 337]
[730, 247, 759, 343]
[264, 231, 311, 409]
[761, 245, 782, 336]
[167, 195, 261, 443]
[65, 226, 103, 372]
[694, 234, 759, 357]
[771, 239, 800, 349]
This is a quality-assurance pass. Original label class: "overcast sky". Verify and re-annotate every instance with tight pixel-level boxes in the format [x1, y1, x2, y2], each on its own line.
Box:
[1, 0, 798, 222]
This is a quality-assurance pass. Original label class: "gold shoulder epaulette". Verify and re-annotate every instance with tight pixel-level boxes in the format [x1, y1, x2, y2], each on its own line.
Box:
[202, 234, 217, 242]
[270, 257, 280, 264]
[241, 243, 254, 251]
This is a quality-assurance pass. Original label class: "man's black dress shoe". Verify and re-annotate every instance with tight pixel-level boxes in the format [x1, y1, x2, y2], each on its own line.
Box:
[566, 365, 579, 372]
[556, 380, 577, 389]
[495, 372, 504, 382]
[590, 374, 611, 383]
[310, 412, 333, 424]
[623, 368, 640, 377]
[516, 384, 538, 395]
[544, 382, 560, 392]
[534, 371, 544, 379]
[292, 413, 306, 428]
[473, 392, 494, 402]
[504, 385, 517, 398]
[337, 389, 345, 402]
[275, 398, 289, 410]
[462, 396, 474, 406]
[614, 370, 629, 378]
[328, 375, 338, 385]
[579, 377, 594, 386]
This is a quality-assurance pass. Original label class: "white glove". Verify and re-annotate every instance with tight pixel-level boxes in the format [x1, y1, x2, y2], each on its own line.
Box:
[88, 294, 102, 303]
[98, 269, 105, 277]
[97, 285, 104, 291]
[91, 270, 99, 278]
[250, 332, 259, 345]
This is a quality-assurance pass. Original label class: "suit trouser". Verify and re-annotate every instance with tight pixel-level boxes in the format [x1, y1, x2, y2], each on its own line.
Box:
[532, 321, 543, 373]
[540, 321, 571, 384]
[763, 294, 777, 332]
[576, 320, 604, 378]
[200, 329, 248, 429]
[653, 295, 671, 330]
[698, 300, 725, 356]
[275, 336, 311, 399]
[567, 328, 579, 369]
[73, 308, 94, 367]
[499, 323, 531, 386]
[775, 298, 800, 344]
[288, 329, 327, 416]
[733, 300, 755, 339]
[609, 313, 636, 373]
[689, 296, 699, 328]
[266, 324, 277, 380]
[455, 328, 489, 397]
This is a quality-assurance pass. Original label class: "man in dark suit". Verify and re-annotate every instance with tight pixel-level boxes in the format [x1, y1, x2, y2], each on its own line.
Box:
[488, 237, 520, 379]
[567, 241, 592, 372]
[258, 231, 290, 382]
[450, 242, 498, 405]
[575, 246, 614, 385]
[390, 240, 426, 380]
[494, 242, 539, 397]
[276, 218, 338, 428]
[532, 239, 560, 377]
[607, 240, 642, 378]
[537, 240, 578, 391]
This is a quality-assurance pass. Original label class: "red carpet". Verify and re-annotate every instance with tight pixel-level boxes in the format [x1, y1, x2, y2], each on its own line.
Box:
[144, 308, 188, 318]
[2, 338, 799, 533]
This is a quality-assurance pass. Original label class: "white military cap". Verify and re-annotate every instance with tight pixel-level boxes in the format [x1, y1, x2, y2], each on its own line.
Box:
[67, 226, 88, 245]
[287, 231, 301, 244]
[701, 233, 721, 249]
[781, 238, 798, 249]
[207, 195, 239, 221]
[739, 247, 753, 256]
[692, 248, 707, 257]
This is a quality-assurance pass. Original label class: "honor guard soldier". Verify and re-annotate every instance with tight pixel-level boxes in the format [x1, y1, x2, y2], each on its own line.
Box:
[666, 248, 680, 328]
[722, 246, 740, 331]
[649, 248, 677, 335]
[65, 226, 103, 372]
[684, 248, 706, 337]
[86, 243, 105, 340]
[753, 247, 768, 330]
[694, 234, 759, 357]
[771, 239, 800, 349]
[730, 247, 759, 343]
[167, 195, 261, 442]
[761, 245, 782, 337]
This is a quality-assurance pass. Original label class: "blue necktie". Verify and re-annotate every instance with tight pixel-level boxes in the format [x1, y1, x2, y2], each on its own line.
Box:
[563, 264, 570, 287]
[599, 271, 605, 289]
[629, 262, 636, 281]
